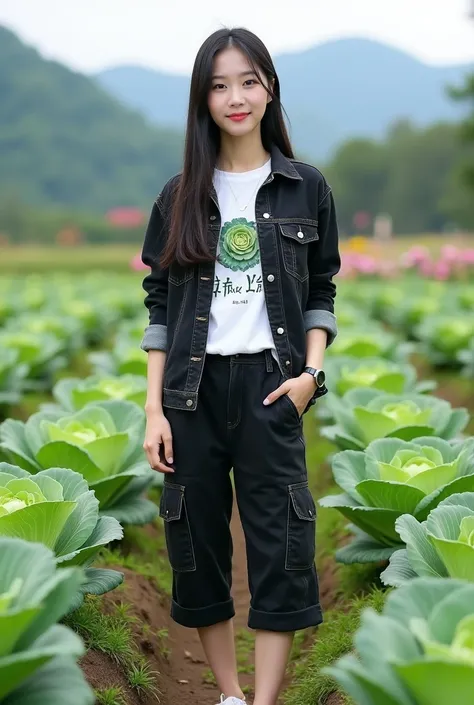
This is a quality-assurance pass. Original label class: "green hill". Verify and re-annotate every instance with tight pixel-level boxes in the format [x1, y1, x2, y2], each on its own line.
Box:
[0, 26, 183, 211]
[97, 38, 472, 162]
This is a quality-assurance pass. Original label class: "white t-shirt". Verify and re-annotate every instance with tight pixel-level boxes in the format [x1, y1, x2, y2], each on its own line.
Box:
[206, 159, 275, 356]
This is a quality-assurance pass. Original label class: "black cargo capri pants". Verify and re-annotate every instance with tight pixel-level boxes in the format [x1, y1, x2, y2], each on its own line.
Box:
[159, 349, 322, 632]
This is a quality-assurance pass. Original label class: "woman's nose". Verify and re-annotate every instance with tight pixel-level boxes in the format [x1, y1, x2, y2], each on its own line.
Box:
[228, 89, 244, 107]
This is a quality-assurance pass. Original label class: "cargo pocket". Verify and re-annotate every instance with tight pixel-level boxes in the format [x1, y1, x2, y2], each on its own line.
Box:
[285, 482, 316, 570]
[159, 482, 196, 572]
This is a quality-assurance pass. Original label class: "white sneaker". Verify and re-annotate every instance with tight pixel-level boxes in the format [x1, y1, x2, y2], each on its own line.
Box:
[216, 696, 246, 705]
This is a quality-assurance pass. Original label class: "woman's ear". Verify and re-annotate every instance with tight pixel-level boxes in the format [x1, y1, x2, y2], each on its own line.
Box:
[267, 79, 275, 103]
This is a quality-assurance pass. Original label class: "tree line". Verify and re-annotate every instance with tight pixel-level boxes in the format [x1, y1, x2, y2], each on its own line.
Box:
[1, 58, 472, 244]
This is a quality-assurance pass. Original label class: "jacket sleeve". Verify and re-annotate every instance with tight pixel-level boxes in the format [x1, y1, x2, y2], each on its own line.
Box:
[139, 195, 169, 352]
[304, 186, 341, 346]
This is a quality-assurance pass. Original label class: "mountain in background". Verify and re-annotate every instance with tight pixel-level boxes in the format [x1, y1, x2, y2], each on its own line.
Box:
[96, 38, 473, 160]
[0, 25, 183, 211]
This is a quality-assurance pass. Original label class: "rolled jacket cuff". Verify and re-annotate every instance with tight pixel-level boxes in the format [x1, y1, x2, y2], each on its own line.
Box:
[304, 309, 337, 347]
[140, 324, 167, 352]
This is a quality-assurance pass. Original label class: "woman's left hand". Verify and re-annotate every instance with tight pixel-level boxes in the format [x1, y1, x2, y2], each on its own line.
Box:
[263, 373, 316, 417]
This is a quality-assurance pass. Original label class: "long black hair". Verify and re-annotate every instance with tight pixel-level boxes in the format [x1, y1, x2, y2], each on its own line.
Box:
[161, 27, 294, 268]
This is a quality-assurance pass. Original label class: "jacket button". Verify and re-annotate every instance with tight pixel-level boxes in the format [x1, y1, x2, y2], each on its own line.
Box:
[297, 231, 304, 238]
[210, 215, 216, 221]
[263, 213, 270, 219]
[277, 327, 284, 334]
[285, 360, 290, 366]
[267, 274, 275, 282]
[186, 399, 193, 407]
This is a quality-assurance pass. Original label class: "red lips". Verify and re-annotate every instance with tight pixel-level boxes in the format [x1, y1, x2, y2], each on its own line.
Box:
[228, 113, 250, 122]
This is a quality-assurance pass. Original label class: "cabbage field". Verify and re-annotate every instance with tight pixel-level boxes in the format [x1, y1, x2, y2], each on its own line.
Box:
[0, 263, 473, 705]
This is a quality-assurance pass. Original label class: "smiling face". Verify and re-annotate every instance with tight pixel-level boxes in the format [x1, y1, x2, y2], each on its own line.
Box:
[208, 45, 272, 138]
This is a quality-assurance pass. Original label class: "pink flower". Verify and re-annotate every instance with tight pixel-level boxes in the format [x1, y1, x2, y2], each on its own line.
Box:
[440, 245, 459, 262]
[401, 246, 431, 268]
[418, 259, 434, 277]
[432, 260, 451, 280]
[462, 249, 474, 265]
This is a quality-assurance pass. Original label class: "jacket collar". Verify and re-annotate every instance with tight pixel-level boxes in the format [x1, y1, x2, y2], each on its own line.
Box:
[270, 144, 303, 181]
[209, 144, 302, 202]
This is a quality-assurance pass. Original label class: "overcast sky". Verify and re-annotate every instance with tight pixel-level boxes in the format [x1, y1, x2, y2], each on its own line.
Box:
[1, 0, 473, 74]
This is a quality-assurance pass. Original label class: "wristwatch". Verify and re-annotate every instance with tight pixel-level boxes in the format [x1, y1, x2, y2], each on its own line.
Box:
[303, 367, 326, 388]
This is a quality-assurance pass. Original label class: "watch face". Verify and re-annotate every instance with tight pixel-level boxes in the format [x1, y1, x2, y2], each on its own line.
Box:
[315, 370, 326, 386]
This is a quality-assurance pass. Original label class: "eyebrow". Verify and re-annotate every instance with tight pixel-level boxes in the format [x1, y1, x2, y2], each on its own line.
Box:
[211, 71, 257, 80]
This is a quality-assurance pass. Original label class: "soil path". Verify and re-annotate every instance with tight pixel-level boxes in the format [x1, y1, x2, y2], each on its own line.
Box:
[163, 497, 339, 705]
[84, 495, 338, 705]
[163, 503, 257, 704]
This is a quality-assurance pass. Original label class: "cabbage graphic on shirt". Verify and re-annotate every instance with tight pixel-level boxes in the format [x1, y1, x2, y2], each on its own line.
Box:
[218, 218, 260, 272]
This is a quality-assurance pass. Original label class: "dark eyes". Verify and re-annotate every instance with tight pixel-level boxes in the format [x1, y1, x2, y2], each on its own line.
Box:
[212, 79, 257, 90]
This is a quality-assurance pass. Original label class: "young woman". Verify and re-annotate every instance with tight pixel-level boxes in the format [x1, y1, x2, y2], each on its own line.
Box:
[140, 27, 340, 705]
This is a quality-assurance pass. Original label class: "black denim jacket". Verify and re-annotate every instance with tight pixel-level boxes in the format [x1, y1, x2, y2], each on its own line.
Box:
[140, 145, 341, 412]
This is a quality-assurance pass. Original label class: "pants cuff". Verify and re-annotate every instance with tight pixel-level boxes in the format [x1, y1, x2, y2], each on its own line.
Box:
[171, 598, 235, 628]
[248, 603, 323, 632]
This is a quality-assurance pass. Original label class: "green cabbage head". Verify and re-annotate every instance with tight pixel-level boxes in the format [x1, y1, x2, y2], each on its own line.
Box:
[0, 536, 94, 705]
[0, 400, 159, 524]
[326, 577, 474, 705]
[89, 342, 147, 377]
[320, 437, 474, 564]
[44, 374, 148, 413]
[0, 463, 123, 606]
[0, 349, 29, 407]
[329, 327, 411, 361]
[321, 388, 469, 451]
[382, 491, 474, 587]
[324, 356, 435, 397]
[415, 314, 474, 368]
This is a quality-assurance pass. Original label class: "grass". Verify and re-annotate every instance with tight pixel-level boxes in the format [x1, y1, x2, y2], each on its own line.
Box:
[127, 660, 161, 697]
[303, 414, 380, 600]
[276, 405, 387, 705]
[65, 596, 136, 665]
[2, 233, 473, 275]
[0, 245, 139, 273]
[64, 595, 162, 699]
[284, 589, 387, 705]
[95, 687, 128, 705]
[99, 518, 172, 595]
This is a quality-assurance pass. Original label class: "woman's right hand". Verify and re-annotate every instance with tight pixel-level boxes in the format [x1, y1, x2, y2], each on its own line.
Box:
[143, 411, 174, 474]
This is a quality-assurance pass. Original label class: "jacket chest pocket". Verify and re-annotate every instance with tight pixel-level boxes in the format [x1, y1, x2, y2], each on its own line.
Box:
[169, 263, 194, 286]
[279, 223, 319, 282]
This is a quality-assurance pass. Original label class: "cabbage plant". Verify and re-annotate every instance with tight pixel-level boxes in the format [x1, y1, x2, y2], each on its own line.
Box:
[382, 491, 474, 587]
[324, 356, 435, 397]
[88, 343, 147, 377]
[0, 295, 15, 326]
[4, 313, 84, 358]
[458, 286, 474, 311]
[42, 374, 147, 413]
[0, 536, 94, 705]
[0, 400, 158, 524]
[0, 350, 29, 409]
[319, 437, 474, 563]
[320, 388, 469, 451]
[0, 331, 66, 390]
[328, 328, 412, 361]
[458, 339, 474, 378]
[58, 299, 116, 345]
[415, 314, 474, 366]
[0, 463, 123, 605]
[393, 295, 441, 334]
[326, 577, 474, 705]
